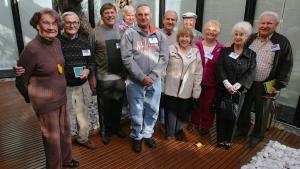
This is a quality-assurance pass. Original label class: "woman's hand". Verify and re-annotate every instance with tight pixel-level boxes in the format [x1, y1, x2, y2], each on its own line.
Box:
[227, 86, 237, 94]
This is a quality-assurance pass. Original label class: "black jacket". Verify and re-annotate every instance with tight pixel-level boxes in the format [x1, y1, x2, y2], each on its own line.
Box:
[216, 44, 256, 92]
[245, 32, 293, 90]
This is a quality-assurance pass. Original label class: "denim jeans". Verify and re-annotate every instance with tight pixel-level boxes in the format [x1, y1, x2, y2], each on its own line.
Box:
[126, 79, 161, 140]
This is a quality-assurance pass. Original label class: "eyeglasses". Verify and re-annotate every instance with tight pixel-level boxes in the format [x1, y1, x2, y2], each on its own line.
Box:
[40, 21, 58, 27]
[64, 21, 80, 26]
[136, 13, 151, 17]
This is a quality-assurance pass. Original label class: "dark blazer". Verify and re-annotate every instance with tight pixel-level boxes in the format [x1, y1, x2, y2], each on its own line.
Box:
[245, 32, 293, 90]
[216, 44, 256, 91]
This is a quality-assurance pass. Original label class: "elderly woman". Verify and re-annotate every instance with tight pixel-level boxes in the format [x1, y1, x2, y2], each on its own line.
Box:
[118, 5, 135, 33]
[215, 21, 256, 149]
[15, 9, 78, 169]
[191, 20, 223, 135]
[164, 28, 202, 141]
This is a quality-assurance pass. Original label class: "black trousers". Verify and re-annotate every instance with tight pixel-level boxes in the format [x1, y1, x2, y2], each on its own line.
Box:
[216, 114, 236, 143]
[96, 79, 124, 135]
[237, 82, 269, 139]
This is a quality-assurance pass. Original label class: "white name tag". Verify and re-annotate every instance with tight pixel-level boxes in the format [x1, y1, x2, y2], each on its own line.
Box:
[205, 52, 213, 60]
[116, 42, 120, 49]
[149, 37, 158, 44]
[271, 44, 280, 52]
[186, 52, 192, 59]
[228, 52, 239, 60]
[82, 49, 91, 56]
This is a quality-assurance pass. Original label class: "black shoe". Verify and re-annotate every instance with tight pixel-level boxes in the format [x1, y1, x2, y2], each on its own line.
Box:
[175, 130, 184, 141]
[102, 134, 111, 145]
[217, 142, 225, 148]
[199, 128, 209, 135]
[115, 129, 126, 138]
[224, 142, 232, 150]
[187, 123, 194, 131]
[63, 159, 79, 168]
[144, 137, 157, 148]
[132, 139, 142, 153]
[249, 137, 262, 148]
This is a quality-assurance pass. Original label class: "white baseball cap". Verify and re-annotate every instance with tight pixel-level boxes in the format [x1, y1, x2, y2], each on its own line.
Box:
[182, 12, 197, 19]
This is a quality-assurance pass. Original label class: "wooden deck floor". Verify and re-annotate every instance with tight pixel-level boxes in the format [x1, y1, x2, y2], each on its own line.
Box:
[0, 81, 299, 169]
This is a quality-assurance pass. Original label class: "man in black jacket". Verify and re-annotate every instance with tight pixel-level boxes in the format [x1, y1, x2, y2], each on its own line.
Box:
[236, 11, 293, 147]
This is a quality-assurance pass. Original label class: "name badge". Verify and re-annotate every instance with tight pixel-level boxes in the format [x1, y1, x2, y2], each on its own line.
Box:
[186, 52, 192, 59]
[205, 52, 213, 60]
[271, 44, 280, 52]
[116, 42, 120, 49]
[228, 52, 239, 60]
[149, 37, 158, 44]
[82, 49, 91, 56]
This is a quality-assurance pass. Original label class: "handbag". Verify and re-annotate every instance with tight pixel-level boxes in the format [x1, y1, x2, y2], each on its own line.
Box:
[219, 93, 239, 120]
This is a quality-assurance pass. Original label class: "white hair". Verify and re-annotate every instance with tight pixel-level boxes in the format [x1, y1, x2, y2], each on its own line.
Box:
[259, 11, 279, 24]
[122, 5, 135, 16]
[232, 21, 253, 37]
[61, 11, 79, 22]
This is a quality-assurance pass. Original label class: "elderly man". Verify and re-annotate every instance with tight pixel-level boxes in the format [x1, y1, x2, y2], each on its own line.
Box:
[182, 12, 202, 43]
[161, 10, 178, 45]
[236, 11, 293, 147]
[156, 10, 178, 131]
[93, 3, 127, 145]
[14, 11, 96, 150]
[121, 4, 169, 153]
[61, 12, 96, 149]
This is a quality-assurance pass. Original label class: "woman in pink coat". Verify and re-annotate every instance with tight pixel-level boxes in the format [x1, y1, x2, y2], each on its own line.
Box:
[191, 20, 223, 135]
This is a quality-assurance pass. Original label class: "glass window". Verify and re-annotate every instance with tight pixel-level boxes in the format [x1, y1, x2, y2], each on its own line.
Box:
[0, 0, 19, 70]
[202, 0, 247, 44]
[253, 0, 300, 109]
[81, 0, 89, 21]
[18, 0, 52, 45]
[165, 0, 197, 30]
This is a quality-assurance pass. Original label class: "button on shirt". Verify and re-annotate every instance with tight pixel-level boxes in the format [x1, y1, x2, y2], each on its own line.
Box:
[249, 38, 275, 81]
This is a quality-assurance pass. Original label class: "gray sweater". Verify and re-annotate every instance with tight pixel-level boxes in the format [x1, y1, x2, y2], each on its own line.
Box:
[93, 24, 121, 81]
[120, 25, 169, 84]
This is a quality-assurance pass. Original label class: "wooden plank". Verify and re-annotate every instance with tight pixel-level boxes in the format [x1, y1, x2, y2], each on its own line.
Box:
[0, 81, 299, 169]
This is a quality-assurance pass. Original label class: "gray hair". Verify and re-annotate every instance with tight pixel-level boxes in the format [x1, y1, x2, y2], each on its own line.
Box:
[122, 5, 135, 16]
[61, 11, 79, 23]
[232, 21, 252, 37]
[164, 10, 178, 21]
[259, 11, 279, 24]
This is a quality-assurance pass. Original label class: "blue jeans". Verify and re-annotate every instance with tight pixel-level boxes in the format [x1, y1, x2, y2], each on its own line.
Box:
[126, 79, 161, 140]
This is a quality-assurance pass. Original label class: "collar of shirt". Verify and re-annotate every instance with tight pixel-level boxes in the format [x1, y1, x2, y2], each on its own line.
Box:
[257, 32, 274, 41]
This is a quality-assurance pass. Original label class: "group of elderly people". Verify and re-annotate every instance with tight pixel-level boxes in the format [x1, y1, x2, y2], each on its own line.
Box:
[14, 2, 293, 168]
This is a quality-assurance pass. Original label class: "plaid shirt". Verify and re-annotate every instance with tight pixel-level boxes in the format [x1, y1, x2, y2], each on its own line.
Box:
[249, 36, 275, 82]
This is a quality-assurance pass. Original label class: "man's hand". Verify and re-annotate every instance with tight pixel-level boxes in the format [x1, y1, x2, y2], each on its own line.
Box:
[80, 69, 90, 79]
[13, 65, 25, 76]
[143, 76, 153, 87]
[270, 87, 279, 94]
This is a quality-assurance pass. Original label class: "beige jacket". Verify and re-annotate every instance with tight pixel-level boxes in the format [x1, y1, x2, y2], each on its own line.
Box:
[163, 44, 202, 99]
